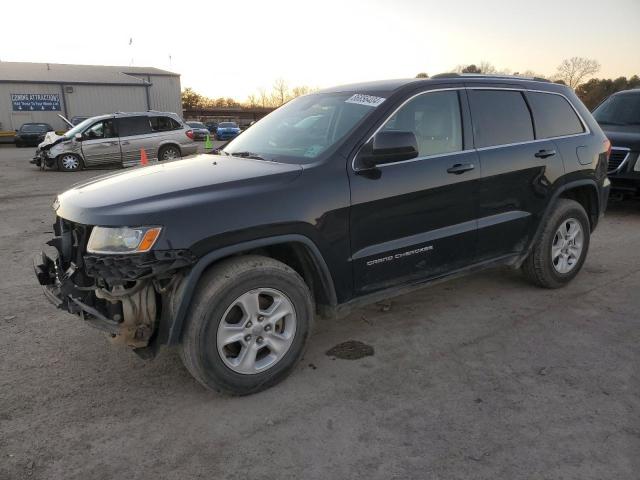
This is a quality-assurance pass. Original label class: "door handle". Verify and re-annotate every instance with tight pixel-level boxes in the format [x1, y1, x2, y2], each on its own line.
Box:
[447, 163, 475, 174]
[534, 149, 556, 159]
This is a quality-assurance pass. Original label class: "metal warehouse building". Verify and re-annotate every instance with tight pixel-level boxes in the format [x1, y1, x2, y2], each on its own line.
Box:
[0, 62, 182, 132]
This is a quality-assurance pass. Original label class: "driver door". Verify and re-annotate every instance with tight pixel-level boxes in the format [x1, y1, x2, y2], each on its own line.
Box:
[81, 119, 120, 167]
[349, 89, 480, 294]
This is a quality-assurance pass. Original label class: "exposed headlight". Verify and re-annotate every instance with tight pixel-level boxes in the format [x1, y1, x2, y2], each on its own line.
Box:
[87, 226, 162, 254]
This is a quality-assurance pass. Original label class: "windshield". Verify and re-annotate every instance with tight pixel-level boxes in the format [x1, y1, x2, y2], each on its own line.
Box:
[219, 122, 237, 128]
[222, 92, 381, 163]
[593, 93, 640, 125]
[21, 124, 49, 132]
[64, 117, 98, 138]
[188, 122, 205, 128]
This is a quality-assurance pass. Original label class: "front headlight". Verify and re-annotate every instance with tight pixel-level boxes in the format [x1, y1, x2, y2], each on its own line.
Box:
[634, 153, 640, 172]
[87, 226, 162, 254]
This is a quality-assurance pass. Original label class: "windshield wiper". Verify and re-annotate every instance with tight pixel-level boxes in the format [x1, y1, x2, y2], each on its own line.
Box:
[228, 151, 266, 160]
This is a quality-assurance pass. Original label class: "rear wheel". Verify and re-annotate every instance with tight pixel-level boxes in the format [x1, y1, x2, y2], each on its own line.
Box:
[180, 255, 314, 395]
[522, 199, 590, 288]
[158, 145, 181, 161]
[57, 153, 82, 172]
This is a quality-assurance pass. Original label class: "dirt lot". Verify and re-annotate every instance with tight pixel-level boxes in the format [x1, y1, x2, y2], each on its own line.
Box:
[1, 144, 638, 480]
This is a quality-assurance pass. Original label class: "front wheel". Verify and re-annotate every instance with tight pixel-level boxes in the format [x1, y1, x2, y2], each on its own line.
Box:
[57, 153, 83, 172]
[180, 255, 314, 395]
[522, 199, 590, 288]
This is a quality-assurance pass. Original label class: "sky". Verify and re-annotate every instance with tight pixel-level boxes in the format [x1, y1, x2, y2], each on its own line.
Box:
[1, 0, 638, 100]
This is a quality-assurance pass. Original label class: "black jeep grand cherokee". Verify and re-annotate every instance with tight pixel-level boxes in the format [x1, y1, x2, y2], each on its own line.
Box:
[35, 75, 611, 395]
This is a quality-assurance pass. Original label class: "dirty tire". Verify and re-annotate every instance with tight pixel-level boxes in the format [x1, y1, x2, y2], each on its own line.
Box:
[57, 153, 83, 172]
[180, 255, 314, 395]
[522, 199, 590, 288]
[158, 145, 181, 161]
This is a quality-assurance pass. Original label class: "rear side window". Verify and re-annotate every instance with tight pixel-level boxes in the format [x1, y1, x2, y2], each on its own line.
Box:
[118, 116, 151, 136]
[150, 116, 180, 132]
[381, 90, 462, 157]
[527, 92, 584, 138]
[468, 90, 534, 148]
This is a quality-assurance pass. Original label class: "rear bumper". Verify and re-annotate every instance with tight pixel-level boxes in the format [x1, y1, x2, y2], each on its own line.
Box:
[181, 144, 198, 156]
[217, 132, 239, 139]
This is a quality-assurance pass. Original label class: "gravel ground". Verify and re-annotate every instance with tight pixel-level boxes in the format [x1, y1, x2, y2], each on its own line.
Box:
[1, 144, 638, 480]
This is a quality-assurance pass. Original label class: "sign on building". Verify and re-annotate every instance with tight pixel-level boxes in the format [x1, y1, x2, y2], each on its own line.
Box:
[11, 93, 61, 111]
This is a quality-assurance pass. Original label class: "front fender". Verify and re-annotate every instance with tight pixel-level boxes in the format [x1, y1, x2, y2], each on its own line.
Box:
[158, 234, 337, 346]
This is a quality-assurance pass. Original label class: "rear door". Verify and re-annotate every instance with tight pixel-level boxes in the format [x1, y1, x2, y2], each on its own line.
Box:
[349, 88, 480, 294]
[524, 90, 588, 177]
[467, 88, 562, 261]
[117, 116, 154, 166]
[80, 119, 120, 167]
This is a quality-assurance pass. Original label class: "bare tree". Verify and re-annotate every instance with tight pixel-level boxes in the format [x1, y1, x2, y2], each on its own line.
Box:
[478, 61, 497, 74]
[258, 88, 269, 108]
[291, 85, 312, 97]
[415, 72, 429, 78]
[273, 78, 289, 106]
[460, 64, 481, 73]
[555, 57, 600, 89]
[246, 93, 258, 108]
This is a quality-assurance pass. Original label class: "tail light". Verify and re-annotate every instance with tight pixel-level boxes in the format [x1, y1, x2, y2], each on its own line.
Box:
[186, 130, 194, 140]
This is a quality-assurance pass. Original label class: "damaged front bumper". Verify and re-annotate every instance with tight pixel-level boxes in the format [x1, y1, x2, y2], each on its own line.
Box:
[34, 218, 196, 353]
[31, 148, 56, 168]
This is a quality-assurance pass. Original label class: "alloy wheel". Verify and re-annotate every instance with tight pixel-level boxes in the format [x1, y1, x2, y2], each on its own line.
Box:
[551, 218, 583, 274]
[60, 154, 80, 170]
[162, 148, 179, 160]
[216, 288, 297, 374]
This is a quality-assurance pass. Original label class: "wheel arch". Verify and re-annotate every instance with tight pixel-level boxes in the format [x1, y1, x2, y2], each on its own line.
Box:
[557, 182, 600, 231]
[516, 179, 600, 268]
[162, 234, 337, 346]
[157, 142, 182, 158]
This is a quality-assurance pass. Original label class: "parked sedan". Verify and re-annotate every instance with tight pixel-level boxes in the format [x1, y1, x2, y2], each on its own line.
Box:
[216, 121, 241, 140]
[186, 121, 211, 140]
[15, 123, 54, 147]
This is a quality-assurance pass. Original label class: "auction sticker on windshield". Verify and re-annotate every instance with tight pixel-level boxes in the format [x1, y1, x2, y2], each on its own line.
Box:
[345, 94, 386, 107]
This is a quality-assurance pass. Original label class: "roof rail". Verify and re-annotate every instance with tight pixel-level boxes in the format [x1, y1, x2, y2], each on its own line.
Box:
[431, 72, 550, 83]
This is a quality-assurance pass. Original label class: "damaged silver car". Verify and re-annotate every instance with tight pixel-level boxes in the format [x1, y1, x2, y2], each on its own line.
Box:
[32, 111, 198, 171]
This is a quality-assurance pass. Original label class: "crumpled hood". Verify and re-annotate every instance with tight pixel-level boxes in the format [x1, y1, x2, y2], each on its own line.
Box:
[38, 131, 64, 149]
[55, 154, 303, 230]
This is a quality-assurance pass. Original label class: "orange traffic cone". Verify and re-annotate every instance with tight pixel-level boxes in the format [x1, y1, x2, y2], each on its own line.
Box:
[140, 149, 149, 166]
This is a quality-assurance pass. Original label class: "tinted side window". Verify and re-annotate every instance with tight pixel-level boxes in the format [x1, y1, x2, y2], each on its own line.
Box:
[118, 116, 152, 136]
[468, 90, 534, 148]
[527, 92, 584, 138]
[381, 90, 462, 157]
[150, 116, 180, 132]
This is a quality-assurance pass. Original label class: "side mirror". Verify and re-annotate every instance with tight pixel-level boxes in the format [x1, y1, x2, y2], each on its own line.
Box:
[74, 133, 83, 142]
[355, 131, 419, 170]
